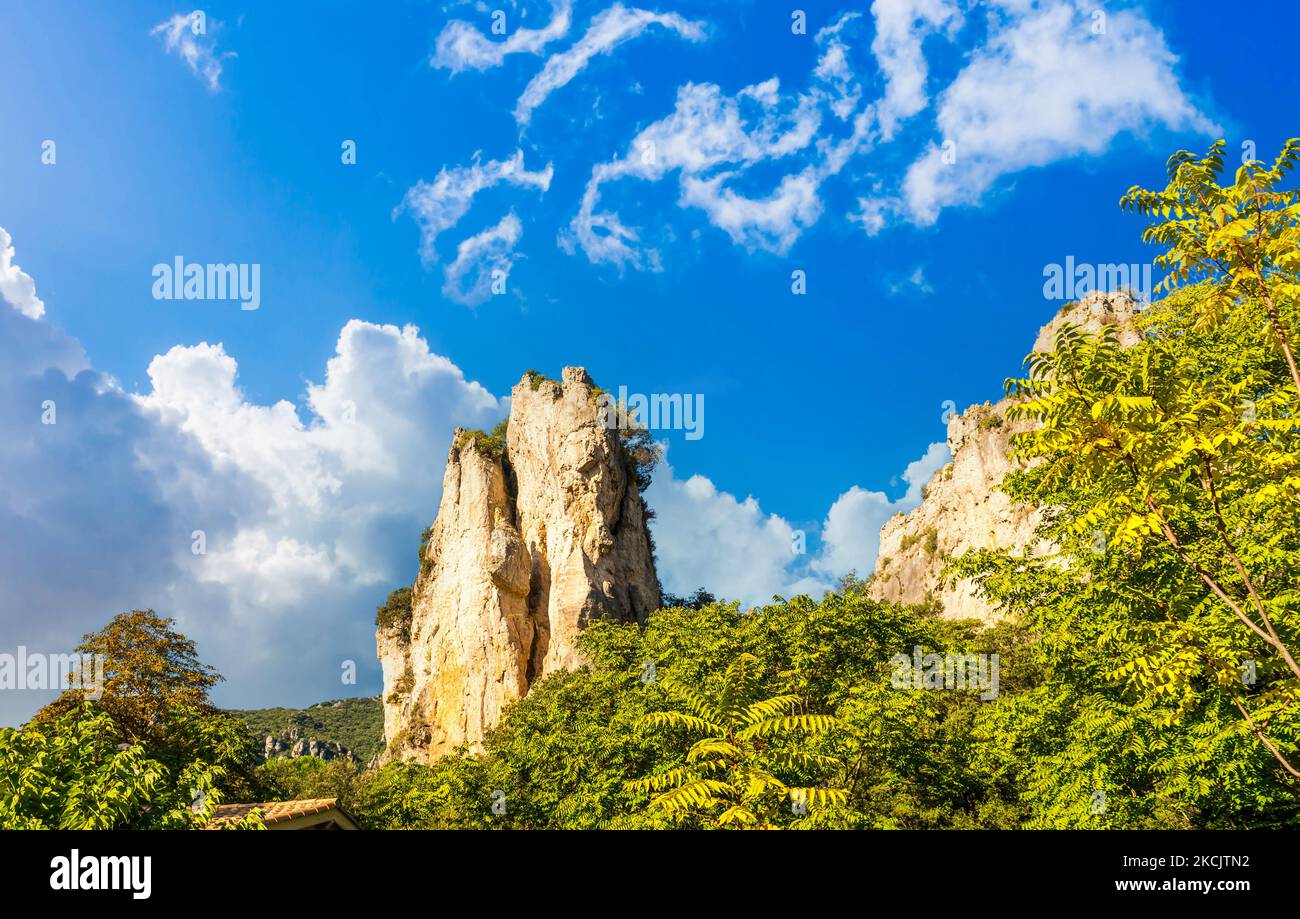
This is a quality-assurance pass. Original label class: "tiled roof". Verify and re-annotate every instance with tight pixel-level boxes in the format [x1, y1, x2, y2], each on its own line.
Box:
[208, 797, 342, 827]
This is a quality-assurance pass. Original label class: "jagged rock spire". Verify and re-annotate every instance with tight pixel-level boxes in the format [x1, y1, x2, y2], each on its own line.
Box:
[378, 367, 659, 761]
[870, 292, 1141, 620]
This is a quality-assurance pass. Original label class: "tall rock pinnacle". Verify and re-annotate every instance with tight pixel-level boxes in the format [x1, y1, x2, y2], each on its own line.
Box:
[378, 367, 660, 761]
[869, 292, 1142, 620]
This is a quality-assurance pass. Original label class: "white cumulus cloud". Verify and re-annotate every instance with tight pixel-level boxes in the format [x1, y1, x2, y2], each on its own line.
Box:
[0, 226, 46, 319]
[899, 0, 1218, 224]
[646, 448, 817, 607]
[0, 223, 951, 723]
[812, 441, 949, 579]
[0, 233, 512, 724]
[647, 439, 951, 608]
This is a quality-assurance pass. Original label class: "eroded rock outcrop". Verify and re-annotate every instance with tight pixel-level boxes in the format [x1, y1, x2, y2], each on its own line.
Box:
[379, 367, 659, 761]
[870, 293, 1141, 621]
[263, 733, 357, 763]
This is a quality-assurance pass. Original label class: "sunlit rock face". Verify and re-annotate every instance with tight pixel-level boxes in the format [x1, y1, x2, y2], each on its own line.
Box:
[870, 293, 1140, 621]
[379, 367, 659, 762]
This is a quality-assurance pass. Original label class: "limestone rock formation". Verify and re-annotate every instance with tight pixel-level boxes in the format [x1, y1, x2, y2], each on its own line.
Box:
[378, 367, 660, 761]
[870, 293, 1141, 621]
[263, 732, 357, 763]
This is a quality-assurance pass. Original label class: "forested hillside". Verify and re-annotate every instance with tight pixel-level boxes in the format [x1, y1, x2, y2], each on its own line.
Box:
[229, 697, 384, 763]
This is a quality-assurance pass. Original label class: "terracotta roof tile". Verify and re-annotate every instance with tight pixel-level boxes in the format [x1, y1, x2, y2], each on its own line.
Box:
[207, 797, 340, 827]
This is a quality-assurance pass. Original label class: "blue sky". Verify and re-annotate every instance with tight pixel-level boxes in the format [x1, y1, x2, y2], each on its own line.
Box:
[0, 0, 1294, 721]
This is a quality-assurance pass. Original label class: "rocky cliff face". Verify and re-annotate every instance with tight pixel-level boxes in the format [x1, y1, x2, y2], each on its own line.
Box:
[378, 367, 660, 761]
[869, 293, 1141, 621]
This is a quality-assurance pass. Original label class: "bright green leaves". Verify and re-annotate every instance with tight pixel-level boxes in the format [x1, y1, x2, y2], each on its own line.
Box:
[0, 703, 260, 830]
[970, 270, 1300, 805]
[1122, 137, 1300, 389]
[625, 652, 845, 828]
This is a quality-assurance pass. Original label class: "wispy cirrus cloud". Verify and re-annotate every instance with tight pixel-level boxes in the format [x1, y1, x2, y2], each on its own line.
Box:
[563, 78, 824, 268]
[441, 212, 524, 306]
[562, 12, 868, 269]
[543, 1, 1212, 268]
[680, 167, 824, 254]
[514, 3, 706, 125]
[412, 2, 1216, 296]
[150, 11, 234, 92]
[398, 149, 551, 262]
[432, 0, 574, 74]
[866, 0, 964, 141]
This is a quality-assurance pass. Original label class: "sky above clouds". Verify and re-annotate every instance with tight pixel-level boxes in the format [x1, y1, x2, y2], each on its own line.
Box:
[1, 0, 1292, 722]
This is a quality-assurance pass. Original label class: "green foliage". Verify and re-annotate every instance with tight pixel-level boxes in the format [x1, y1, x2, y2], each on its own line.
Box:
[0, 703, 264, 829]
[230, 696, 384, 763]
[949, 279, 1300, 821]
[14, 139, 1298, 832]
[256, 756, 367, 807]
[353, 759, 494, 830]
[455, 424, 507, 461]
[355, 173, 1300, 824]
[1121, 137, 1300, 392]
[34, 609, 222, 743]
[942, 138, 1300, 818]
[355, 586, 1027, 829]
[374, 587, 414, 643]
[900, 528, 938, 555]
[660, 587, 717, 610]
[417, 526, 434, 582]
[4, 610, 273, 830]
[618, 423, 661, 493]
[627, 652, 845, 827]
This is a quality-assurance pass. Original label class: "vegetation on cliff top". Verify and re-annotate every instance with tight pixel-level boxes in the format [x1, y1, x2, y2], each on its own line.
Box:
[375, 586, 414, 642]
[454, 418, 509, 461]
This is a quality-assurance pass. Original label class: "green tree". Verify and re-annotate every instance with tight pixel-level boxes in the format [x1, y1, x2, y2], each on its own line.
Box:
[947, 141, 1300, 814]
[345, 588, 997, 830]
[34, 609, 222, 743]
[15, 610, 271, 824]
[351, 758, 493, 830]
[257, 756, 366, 809]
[0, 703, 263, 829]
[1121, 137, 1300, 391]
[952, 280, 1300, 822]
[626, 653, 845, 828]
[1000, 312, 1298, 777]
[374, 588, 414, 644]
